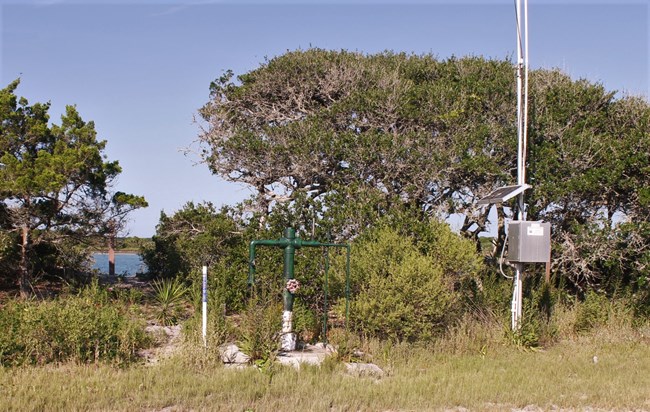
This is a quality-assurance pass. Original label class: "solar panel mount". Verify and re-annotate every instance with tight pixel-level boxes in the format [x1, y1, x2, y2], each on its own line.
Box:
[477, 184, 531, 205]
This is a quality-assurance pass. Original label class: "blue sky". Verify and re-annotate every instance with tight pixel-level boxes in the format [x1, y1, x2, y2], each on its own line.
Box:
[1, 0, 648, 237]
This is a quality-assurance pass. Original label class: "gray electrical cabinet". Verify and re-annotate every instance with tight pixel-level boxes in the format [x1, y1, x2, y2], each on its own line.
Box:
[507, 221, 551, 263]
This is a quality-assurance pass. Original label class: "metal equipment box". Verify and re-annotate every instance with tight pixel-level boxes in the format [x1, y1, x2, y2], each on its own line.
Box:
[507, 221, 551, 263]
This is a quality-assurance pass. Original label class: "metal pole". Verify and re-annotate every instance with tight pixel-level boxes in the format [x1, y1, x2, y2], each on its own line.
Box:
[248, 243, 256, 285]
[282, 227, 296, 312]
[323, 246, 329, 344]
[247, 229, 350, 350]
[523, 0, 530, 184]
[281, 228, 297, 351]
[345, 244, 350, 328]
[512, 0, 528, 331]
[516, 0, 524, 188]
[202, 265, 208, 347]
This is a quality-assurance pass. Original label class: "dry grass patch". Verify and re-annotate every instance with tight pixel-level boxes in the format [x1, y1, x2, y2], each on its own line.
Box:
[1, 336, 649, 411]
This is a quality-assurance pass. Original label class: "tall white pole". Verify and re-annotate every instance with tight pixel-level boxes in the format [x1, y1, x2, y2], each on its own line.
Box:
[516, 0, 524, 189]
[512, 0, 528, 331]
[523, 0, 530, 185]
[202, 265, 208, 347]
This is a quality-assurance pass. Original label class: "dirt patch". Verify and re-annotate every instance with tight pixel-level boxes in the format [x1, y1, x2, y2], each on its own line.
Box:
[139, 324, 182, 365]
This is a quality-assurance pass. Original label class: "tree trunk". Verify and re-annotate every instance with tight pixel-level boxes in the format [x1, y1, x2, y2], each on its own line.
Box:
[19, 224, 30, 298]
[492, 204, 508, 260]
[108, 228, 116, 277]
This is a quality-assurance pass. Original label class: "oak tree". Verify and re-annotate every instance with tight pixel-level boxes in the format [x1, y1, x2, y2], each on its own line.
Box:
[197, 49, 650, 293]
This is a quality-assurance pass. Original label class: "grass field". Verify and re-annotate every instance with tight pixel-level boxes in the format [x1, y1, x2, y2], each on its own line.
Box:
[2, 335, 649, 411]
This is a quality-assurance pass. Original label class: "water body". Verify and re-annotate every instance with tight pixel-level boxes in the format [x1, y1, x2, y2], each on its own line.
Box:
[92, 252, 147, 277]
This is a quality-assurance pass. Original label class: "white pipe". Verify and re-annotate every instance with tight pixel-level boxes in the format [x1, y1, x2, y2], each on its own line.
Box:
[202, 265, 208, 347]
[522, 0, 530, 186]
[515, 0, 524, 188]
[512, 0, 528, 331]
[281, 310, 296, 351]
[511, 271, 518, 330]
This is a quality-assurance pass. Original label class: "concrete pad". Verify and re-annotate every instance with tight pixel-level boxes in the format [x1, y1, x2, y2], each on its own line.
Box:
[276, 343, 335, 368]
[217, 342, 384, 378]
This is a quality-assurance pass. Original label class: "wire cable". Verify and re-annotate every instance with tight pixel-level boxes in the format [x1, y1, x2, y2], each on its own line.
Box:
[499, 231, 513, 279]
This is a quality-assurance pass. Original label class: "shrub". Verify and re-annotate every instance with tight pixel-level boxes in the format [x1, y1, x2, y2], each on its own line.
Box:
[184, 285, 231, 345]
[574, 291, 610, 333]
[348, 220, 481, 342]
[237, 298, 282, 363]
[152, 277, 188, 326]
[292, 299, 320, 343]
[176, 289, 232, 369]
[0, 282, 149, 366]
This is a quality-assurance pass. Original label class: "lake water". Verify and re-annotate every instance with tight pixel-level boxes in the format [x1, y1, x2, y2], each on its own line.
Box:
[92, 253, 147, 277]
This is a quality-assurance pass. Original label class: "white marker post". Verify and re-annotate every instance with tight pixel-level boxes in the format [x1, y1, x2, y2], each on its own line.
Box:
[202, 265, 208, 347]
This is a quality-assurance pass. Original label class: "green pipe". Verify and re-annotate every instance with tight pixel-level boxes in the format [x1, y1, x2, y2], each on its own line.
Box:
[249, 239, 284, 284]
[283, 228, 296, 311]
[345, 244, 350, 328]
[323, 243, 330, 344]
[247, 227, 351, 339]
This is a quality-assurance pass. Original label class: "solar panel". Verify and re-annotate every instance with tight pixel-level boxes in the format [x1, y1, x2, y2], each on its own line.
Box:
[477, 184, 531, 205]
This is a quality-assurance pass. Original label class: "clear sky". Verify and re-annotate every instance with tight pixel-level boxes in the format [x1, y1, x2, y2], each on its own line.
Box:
[1, 0, 648, 237]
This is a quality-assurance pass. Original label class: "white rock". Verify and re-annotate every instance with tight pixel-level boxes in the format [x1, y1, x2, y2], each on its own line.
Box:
[312, 342, 337, 353]
[344, 362, 385, 378]
[219, 343, 250, 364]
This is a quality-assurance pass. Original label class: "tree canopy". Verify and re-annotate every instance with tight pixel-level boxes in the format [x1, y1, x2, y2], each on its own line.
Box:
[197, 49, 650, 293]
[0, 79, 147, 295]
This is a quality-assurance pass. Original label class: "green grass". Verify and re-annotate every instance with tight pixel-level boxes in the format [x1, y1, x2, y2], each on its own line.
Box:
[2, 281, 649, 410]
[2, 338, 649, 411]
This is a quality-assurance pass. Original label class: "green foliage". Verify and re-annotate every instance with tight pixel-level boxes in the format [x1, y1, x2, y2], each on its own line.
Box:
[0, 80, 146, 293]
[236, 298, 282, 364]
[178, 288, 231, 369]
[185, 281, 230, 345]
[292, 299, 320, 343]
[327, 328, 363, 363]
[574, 291, 611, 333]
[504, 280, 562, 349]
[141, 202, 247, 311]
[347, 217, 482, 342]
[87, 236, 153, 252]
[0, 281, 149, 366]
[152, 277, 188, 326]
[199, 49, 650, 298]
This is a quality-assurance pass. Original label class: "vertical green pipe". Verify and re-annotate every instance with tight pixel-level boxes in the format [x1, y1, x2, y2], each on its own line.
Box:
[283, 227, 296, 312]
[345, 244, 350, 328]
[323, 245, 330, 344]
[248, 242, 256, 285]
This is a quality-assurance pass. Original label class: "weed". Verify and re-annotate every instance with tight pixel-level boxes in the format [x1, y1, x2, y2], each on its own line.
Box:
[237, 298, 282, 365]
[434, 312, 505, 355]
[574, 291, 610, 333]
[327, 328, 362, 362]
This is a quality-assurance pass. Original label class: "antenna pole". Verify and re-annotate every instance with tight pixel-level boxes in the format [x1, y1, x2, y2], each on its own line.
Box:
[512, 0, 528, 331]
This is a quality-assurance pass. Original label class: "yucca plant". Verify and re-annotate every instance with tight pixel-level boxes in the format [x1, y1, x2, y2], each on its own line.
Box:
[152, 278, 188, 326]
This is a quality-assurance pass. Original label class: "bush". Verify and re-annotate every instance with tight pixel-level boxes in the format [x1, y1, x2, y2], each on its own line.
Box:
[152, 277, 188, 326]
[140, 202, 248, 312]
[184, 284, 231, 346]
[236, 298, 282, 363]
[574, 291, 612, 333]
[292, 299, 321, 343]
[348, 219, 481, 342]
[0, 282, 149, 366]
